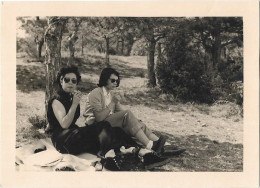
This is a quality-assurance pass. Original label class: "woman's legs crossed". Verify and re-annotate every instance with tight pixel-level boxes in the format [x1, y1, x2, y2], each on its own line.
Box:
[138, 120, 159, 141]
[105, 110, 158, 147]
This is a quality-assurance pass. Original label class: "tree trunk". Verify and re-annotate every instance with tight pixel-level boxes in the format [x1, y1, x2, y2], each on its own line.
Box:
[126, 38, 134, 56]
[81, 35, 84, 56]
[45, 17, 66, 124]
[157, 42, 162, 61]
[67, 31, 78, 65]
[147, 37, 156, 87]
[212, 35, 222, 70]
[116, 38, 119, 54]
[35, 17, 44, 59]
[68, 39, 75, 58]
[121, 38, 124, 56]
[38, 39, 44, 58]
[210, 19, 222, 74]
[35, 36, 44, 58]
[105, 36, 110, 66]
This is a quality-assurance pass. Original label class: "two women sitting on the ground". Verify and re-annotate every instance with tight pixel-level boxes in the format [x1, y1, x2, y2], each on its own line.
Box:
[47, 65, 182, 171]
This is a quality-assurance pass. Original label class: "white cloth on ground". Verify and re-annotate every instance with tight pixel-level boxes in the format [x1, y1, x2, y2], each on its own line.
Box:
[16, 138, 99, 171]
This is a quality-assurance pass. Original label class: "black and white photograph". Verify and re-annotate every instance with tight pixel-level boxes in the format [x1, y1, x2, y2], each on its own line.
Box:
[1, 1, 259, 188]
[15, 16, 244, 172]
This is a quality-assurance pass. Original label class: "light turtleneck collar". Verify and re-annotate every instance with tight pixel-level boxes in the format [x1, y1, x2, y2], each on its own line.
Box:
[102, 86, 111, 97]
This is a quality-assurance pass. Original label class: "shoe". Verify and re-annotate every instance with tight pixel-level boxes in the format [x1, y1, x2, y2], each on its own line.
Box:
[55, 166, 75, 171]
[151, 136, 167, 153]
[102, 157, 122, 171]
[163, 145, 180, 151]
[162, 148, 186, 157]
[143, 152, 171, 170]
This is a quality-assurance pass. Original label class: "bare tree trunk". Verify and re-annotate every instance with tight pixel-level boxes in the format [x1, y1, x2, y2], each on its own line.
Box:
[116, 38, 119, 55]
[147, 37, 156, 87]
[35, 36, 44, 58]
[121, 38, 124, 55]
[212, 35, 222, 70]
[126, 38, 134, 56]
[209, 19, 221, 76]
[81, 35, 84, 56]
[157, 42, 162, 60]
[67, 31, 78, 65]
[45, 17, 67, 124]
[105, 36, 110, 66]
[35, 17, 44, 60]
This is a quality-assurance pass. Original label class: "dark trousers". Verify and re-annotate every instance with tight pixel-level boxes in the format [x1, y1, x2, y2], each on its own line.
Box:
[51, 121, 137, 156]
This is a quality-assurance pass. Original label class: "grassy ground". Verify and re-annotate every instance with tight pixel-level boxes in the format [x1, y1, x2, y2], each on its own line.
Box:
[16, 52, 243, 171]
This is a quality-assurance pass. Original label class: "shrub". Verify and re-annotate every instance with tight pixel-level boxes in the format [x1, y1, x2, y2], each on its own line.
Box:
[130, 38, 147, 56]
[28, 115, 46, 129]
[17, 38, 39, 58]
[156, 34, 214, 103]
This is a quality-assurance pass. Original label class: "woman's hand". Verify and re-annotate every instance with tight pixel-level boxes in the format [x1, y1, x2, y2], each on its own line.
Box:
[112, 94, 122, 104]
[72, 90, 83, 106]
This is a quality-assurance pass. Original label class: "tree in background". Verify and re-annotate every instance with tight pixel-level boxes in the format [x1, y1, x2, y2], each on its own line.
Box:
[87, 17, 122, 66]
[45, 17, 67, 123]
[17, 16, 243, 105]
[113, 18, 139, 56]
[156, 30, 213, 103]
[156, 17, 243, 104]
[17, 17, 48, 61]
[65, 18, 85, 65]
[119, 17, 178, 87]
[192, 17, 243, 74]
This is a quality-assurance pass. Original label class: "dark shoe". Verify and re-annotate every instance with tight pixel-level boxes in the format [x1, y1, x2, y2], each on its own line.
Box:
[102, 157, 122, 171]
[162, 148, 186, 157]
[143, 152, 171, 170]
[55, 166, 75, 171]
[151, 136, 167, 153]
[163, 145, 180, 151]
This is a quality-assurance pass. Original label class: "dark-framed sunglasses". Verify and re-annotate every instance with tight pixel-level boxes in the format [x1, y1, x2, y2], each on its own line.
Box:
[110, 79, 119, 83]
[64, 77, 77, 84]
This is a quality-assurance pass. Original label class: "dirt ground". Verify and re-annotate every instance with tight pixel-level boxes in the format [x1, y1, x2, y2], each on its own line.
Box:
[16, 53, 243, 171]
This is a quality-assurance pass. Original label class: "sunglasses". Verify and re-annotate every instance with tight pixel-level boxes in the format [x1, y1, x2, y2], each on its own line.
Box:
[64, 77, 77, 84]
[110, 79, 119, 83]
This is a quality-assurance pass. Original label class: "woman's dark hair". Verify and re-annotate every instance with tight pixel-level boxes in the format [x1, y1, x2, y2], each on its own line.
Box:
[98, 68, 120, 87]
[56, 65, 81, 88]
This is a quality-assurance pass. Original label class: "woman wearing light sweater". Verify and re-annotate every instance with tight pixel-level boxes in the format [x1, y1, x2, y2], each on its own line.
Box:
[84, 68, 166, 154]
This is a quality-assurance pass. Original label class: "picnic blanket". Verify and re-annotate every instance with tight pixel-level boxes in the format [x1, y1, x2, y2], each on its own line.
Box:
[15, 138, 99, 171]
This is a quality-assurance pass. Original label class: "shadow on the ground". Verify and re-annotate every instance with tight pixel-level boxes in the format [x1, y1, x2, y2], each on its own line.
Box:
[18, 127, 243, 172]
[85, 54, 146, 79]
[123, 90, 184, 112]
[16, 56, 146, 93]
[150, 130, 243, 172]
[16, 62, 97, 94]
[16, 64, 46, 93]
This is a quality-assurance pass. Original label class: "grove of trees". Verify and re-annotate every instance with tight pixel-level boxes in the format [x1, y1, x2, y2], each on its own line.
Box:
[17, 16, 243, 116]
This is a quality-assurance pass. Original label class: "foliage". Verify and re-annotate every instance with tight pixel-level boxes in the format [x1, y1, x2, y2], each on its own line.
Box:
[191, 17, 243, 70]
[131, 38, 147, 56]
[17, 16, 243, 104]
[156, 17, 243, 104]
[17, 17, 48, 38]
[17, 38, 39, 58]
[156, 32, 214, 103]
[28, 115, 46, 129]
[17, 17, 48, 59]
